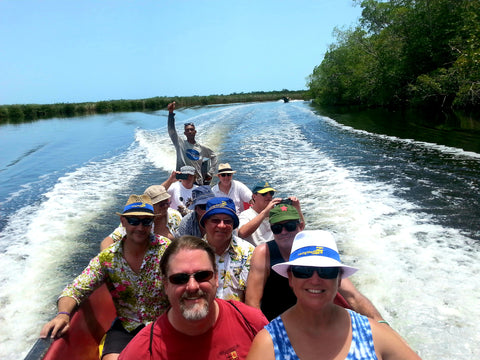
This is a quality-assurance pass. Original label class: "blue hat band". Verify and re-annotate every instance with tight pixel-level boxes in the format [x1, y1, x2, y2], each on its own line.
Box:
[123, 202, 154, 214]
[289, 246, 340, 262]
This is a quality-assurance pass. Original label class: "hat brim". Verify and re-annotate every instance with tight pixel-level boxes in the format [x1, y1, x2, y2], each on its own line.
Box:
[188, 196, 215, 210]
[200, 208, 239, 229]
[116, 211, 155, 217]
[256, 187, 275, 194]
[217, 170, 236, 175]
[151, 193, 171, 204]
[272, 257, 358, 279]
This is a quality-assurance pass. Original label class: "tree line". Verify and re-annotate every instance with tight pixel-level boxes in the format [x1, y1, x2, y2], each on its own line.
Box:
[0, 90, 306, 124]
[307, 0, 480, 111]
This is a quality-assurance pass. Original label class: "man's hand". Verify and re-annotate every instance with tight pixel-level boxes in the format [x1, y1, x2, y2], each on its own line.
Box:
[167, 101, 176, 113]
[40, 314, 70, 339]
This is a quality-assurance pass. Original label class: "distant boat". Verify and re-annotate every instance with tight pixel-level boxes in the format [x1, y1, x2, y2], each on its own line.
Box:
[281, 96, 290, 103]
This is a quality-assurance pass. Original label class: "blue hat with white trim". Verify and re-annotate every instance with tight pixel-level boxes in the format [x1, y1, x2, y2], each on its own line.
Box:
[272, 230, 358, 279]
[200, 197, 239, 229]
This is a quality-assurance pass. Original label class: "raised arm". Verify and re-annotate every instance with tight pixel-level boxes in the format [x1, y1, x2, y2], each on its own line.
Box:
[167, 101, 179, 143]
[238, 198, 281, 239]
[288, 196, 306, 229]
[161, 170, 179, 191]
[245, 244, 269, 309]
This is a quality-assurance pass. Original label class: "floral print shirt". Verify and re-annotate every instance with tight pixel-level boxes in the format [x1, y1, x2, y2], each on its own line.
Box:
[60, 235, 171, 332]
[209, 234, 255, 302]
[109, 208, 182, 242]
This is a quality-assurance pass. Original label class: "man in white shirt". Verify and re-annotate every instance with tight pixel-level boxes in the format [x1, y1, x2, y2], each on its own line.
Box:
[162, 166, 198, 216]
[211, 163, 252, 215]
[238, 181, 304, 246]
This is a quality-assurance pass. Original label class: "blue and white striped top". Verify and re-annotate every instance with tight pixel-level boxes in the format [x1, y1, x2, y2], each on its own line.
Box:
[265, 309, 378, 360]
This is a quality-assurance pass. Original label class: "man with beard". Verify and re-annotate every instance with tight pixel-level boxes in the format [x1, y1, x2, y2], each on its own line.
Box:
[119, 236, 268, 360]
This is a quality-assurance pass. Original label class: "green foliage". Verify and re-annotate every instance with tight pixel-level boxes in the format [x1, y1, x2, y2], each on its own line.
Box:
[0, 90, 307, 124]
[309, 0, 480, 110]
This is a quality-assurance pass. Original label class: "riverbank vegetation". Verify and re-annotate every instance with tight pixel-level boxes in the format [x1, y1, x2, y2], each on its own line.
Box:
[307, 0, 480, 111]
[0, 90, 306, 124]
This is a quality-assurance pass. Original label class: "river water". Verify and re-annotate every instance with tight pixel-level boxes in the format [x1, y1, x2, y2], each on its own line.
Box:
[1, 101, 479, 359]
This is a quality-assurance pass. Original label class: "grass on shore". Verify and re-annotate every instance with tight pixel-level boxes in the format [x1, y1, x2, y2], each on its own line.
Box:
[0, 90, 307, 124]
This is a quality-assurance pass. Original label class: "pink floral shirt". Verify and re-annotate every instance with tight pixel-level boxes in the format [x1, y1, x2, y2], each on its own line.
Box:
[60, 235, 171, 332]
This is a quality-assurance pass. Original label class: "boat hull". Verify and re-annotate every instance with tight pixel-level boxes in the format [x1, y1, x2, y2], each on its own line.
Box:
[24, 284, 116, 360]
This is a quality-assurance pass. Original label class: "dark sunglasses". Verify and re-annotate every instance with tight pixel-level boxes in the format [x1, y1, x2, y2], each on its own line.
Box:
[291, 266, 340, 279]
[168, 270, 214, 285]
[271, 220, 299, 234]
[208, 218, 234, 226]
[219, 173, 232, 177]
[125, 217, 154, 227]
[184, 122, 195, 127]
[259, 191, 275, 196]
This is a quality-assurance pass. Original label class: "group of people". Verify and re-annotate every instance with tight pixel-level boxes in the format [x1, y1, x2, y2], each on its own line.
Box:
[40, 103, 421, 359]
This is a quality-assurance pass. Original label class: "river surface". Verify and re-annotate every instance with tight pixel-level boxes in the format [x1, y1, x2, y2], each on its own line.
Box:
[1, 101, 479, 359]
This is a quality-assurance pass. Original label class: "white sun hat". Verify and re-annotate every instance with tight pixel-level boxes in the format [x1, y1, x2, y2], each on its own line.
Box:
[272, 230, 358, 279]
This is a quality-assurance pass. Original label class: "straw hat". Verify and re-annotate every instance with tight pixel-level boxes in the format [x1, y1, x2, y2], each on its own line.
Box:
[115, 194, 155, 217]
[272, 230, 358, 279]
[217, 163, 236, 175]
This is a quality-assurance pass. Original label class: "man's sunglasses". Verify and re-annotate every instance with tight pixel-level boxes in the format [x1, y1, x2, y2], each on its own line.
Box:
[184, 122, 195, 127]
[271, 220, 298, 234]
[125, 217, 154, 227]
[258, 191, 275, 196]
[219, 173, 232, 177]
[168, 270, 214, 285]
[208, 218, 234, 226]
[290, 266, 340, 279]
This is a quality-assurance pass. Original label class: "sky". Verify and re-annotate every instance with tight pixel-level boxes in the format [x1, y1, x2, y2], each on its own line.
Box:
[0, 0, 362, 105]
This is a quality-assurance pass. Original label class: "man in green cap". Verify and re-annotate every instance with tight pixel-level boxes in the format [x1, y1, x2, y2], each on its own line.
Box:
[245, 203, 385, 323]
[238, 180, 304, 246]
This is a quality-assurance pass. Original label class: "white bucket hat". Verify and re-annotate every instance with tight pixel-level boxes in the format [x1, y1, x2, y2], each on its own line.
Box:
[272, 230, 358, 279]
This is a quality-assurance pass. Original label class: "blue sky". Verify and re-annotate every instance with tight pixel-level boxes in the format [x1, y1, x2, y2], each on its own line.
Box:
[0, 1, 362, 105]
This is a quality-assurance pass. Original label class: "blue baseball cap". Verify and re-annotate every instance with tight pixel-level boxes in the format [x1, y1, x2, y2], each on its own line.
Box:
[188, 186, 215, 210]
[200, 197, 239, 229]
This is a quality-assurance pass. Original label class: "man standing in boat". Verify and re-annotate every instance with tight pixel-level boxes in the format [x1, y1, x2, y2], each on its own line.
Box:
[119, 236, 268, 359]
[245, 203, 386, 323]
[167, 101, 218, 185]
[40, 195, 171, 360]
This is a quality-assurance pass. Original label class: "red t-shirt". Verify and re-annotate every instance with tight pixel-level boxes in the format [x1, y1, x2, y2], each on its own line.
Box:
[119, 299, 268, 360]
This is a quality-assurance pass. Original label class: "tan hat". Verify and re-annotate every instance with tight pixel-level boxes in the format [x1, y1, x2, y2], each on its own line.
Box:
[116, 194, 155, 217]
[217, 163, 236, 175]
[144, 185, 170, 204]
